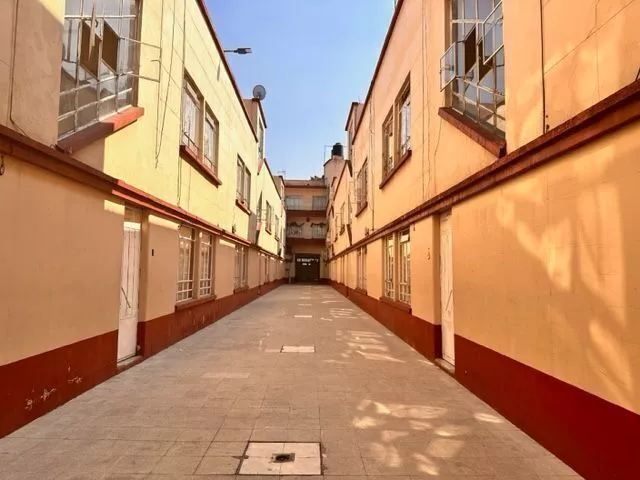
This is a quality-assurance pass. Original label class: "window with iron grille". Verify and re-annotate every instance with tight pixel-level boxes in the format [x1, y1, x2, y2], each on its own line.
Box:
[383, 235, 395, 298]
[340, 203, 345, 234]
[275, 216, 280, 240]
[182, 76, 202, 152]
[441, 0, 505, 132]
[356, 246, 367, 290]
[312, 196, 327, 210]
[203, 110, 219, 174]
[356, 160, 368, 210]
[236, 157, 251, 206]
[312, 223, 326, 239]
[177, 226, 195, 301]
[287, 223, 303, 237]
[199, 232, 214, 297]
[382, 110, 394, 177]
[398, 84, 411, 157]
[234, 244, 248, 289]
[398, 230, 411, 304]
[58, 0, 141, 138]
[266, 202, 273, 232]
[285, 195, 302, 209]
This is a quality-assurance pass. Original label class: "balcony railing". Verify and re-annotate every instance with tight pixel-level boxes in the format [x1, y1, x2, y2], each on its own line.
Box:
[285, 196, 328, 211]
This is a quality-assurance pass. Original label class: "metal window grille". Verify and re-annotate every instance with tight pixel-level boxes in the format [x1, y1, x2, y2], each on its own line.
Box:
[203, 111, 218, 174]
[58, 0, 141, 138]
[383, 235, 395, 298]
[340, 204, 345, 233]
[398, 230, 411, 304]
[398, 88, 411, 156]
[357, 160, 368, 209]
[362, 247, 367, 291]
[443, 0, 505, 132]
[177, 226, 195, 301]
[312, 223, 326, 239]
[286, 196, 302, 209]
[199, 232, 213, 296]
[234, 245, 248, 288]
[287, 223, 303, 237]
[182, 78, 201, 151]
[382, 111, 394, 176]
[312, 196, 327, 210]
[275, 216, 280, 240]
[266, 202, 273, 231]
[237, 157, 250, 205]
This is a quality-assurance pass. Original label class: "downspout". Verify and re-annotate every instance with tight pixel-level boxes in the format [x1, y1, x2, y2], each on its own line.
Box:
[539, 0, 548, 133]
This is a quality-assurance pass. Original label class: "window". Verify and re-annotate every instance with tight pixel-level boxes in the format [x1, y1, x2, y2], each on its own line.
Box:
[234, 245, 248, 289]
[256, 195, 263, 221]
[382, 111, 394, 177]
[266, 202, 273, 232]
[236, 157, 251, 206]
[287, 223, 303, 237]
[440, 0, 505, 131]
[383, 235, 395, 298]
[58, 0, 141, 138]
[177, 226, 195, 301]
[382, 230, 412, 305]
[286, 196, 302, 210]
[356, 247, 367, 291]
[182, 76, 202, 152]
[203, 110, 219, 174]
[312, 196, 327, 210]
[356, 159, 368, 211]
[199, 232, 214, 296]
[398, 230, 411, 304]
[275, 216, 280, 240]
[312, 223, 326, 239]
[398, 84, 411, 157]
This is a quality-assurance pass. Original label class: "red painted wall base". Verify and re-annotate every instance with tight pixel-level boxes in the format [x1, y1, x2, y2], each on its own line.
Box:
[0, 280, 285, 438]
[329, 280, 640, 480]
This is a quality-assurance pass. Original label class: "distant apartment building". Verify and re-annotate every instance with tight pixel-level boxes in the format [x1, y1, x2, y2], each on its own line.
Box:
[325, 0, 640, 478]
[0, 0, 284, 436]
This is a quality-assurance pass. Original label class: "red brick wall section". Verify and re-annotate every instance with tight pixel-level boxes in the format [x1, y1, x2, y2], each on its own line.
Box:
[0, 330, 118, 438]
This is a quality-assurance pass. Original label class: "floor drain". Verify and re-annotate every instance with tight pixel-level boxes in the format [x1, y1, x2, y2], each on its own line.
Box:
[272, 453, 295, 463]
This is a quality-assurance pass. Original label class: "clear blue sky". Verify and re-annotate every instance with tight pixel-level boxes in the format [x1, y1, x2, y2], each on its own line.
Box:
[207, 0, 394, 179]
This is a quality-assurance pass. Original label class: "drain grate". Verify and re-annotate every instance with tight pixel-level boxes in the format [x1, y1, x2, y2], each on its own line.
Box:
[271, 453, 295, 463]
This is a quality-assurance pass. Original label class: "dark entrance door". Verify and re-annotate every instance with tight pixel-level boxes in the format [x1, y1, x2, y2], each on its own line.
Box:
[295, 254, 321, 282]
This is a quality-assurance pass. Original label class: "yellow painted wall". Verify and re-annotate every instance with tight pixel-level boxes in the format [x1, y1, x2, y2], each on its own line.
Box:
[0, 157, 123, 365]
[453, 122, 640, 414]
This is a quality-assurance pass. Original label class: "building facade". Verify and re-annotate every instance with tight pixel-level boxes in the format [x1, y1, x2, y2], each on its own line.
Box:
[0, 0, 285, 437]
[326, 0, 640, 478]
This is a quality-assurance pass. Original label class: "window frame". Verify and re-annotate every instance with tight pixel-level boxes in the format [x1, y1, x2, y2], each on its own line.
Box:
[203, 108, 219, 175]
[381, 230, 411, 305]
[397, 82, 411, 158]
[381, 109, 394, 178]
[266, 201, 273, 233]
[356, 159, 368, 212]
[234, 244, 249, 290]
[58, 0, 142, 139]
[198, 231, 214, 297]
[177, 226, 196, 302]
[398, 229, 411, 304]
[236, 156, 251, 207]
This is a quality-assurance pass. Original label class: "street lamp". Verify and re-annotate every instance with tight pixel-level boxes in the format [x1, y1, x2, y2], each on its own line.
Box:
[223, 47, 252, 55]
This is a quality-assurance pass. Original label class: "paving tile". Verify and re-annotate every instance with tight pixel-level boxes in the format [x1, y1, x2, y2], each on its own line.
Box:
[151, 455, 202, 474]
[205, 441, 248, 456]
[196, 455, 241, 474]
[214, 429, 253, 441]
[110, 455, 161, 474]
[165, 441, 211, 456]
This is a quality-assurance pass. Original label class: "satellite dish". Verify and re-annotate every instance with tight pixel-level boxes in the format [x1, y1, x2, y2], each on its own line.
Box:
[252, 84, 267, 101]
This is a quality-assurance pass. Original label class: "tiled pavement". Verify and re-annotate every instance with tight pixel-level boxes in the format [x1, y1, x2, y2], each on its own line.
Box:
[0, 285, 582, 479]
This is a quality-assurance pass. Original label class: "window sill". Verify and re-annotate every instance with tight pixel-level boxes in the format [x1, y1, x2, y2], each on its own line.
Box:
[179, 145, 222, 187]
[234, 285, 249, 293]
[57, 106, 144, 154]
[235, 198, 251, 215]
[355, 201, 368, 217]
[175, 294, 217, 311]
[379, 149, 412, 189]
[379, 295, 412, 314]
[438, 107, 506, 157]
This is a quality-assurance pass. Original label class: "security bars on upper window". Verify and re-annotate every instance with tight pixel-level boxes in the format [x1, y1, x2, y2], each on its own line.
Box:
[440, 0, 505, 132]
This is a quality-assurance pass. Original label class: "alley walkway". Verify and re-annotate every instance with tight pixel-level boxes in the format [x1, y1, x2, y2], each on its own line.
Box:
[0, 286, 581, 480]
